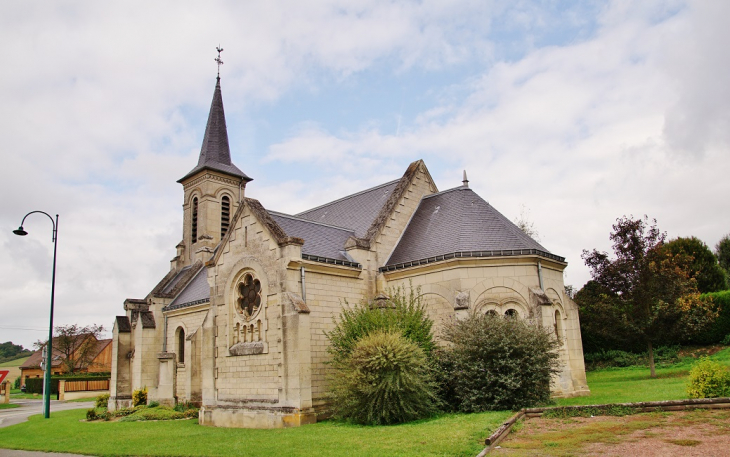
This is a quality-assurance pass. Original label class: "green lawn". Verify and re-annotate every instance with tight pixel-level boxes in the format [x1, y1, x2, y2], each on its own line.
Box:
[2, 348, 728, 456]
[0, 409, 511, 457]
[556, 347, 730, 407]
[0, 404, 20, 410]
[0, 356, 30, 367]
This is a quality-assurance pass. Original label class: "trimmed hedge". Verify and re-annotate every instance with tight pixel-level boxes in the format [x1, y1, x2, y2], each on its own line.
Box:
[25, 378, 58, 395]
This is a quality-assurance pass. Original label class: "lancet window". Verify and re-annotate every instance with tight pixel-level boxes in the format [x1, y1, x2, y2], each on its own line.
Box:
[192, 197, 198, 243]
[221, 195, 230, 237]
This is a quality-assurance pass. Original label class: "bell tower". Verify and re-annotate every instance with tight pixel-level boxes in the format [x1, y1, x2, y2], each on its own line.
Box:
[176, 54, 252, 266]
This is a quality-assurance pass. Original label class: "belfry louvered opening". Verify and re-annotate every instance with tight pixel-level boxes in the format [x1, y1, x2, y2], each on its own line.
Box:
[221, 195, 230, 237]
[192, 197, 198, 243]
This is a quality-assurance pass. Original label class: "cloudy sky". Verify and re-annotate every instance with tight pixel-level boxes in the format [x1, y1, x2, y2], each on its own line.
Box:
[1, 0, 728, 349]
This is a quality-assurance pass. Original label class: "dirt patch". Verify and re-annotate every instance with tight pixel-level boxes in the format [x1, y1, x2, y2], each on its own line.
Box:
[492, 409, 730, 456]
[678, 345, 725, 358]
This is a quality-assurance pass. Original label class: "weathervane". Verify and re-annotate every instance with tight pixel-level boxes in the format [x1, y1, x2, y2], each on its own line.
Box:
[215, 46, 224, 78]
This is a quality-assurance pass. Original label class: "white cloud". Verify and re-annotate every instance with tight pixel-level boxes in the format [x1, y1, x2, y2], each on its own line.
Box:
[1, 0, 728, 349]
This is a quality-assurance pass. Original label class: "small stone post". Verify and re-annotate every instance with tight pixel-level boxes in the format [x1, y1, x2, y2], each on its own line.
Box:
[1, 382, 10, 404]
[58, 379, 66, 401]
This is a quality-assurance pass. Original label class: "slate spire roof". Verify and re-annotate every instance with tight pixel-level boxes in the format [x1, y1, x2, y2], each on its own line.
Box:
[385, 186, 562, 267]
[178, 77, 252, 183]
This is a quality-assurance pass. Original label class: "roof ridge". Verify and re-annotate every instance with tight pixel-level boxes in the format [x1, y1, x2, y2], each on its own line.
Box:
[295, 178, 400, 216]
[422, 185, 470, 200]
[269, 211, 356, 233]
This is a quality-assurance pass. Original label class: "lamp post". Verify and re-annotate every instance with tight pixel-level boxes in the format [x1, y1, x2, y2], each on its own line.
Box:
[13, 211, 58, 419]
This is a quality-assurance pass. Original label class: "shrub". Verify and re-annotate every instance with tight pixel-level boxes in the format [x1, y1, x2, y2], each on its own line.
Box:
[132, 387, 147, 406]
[723, 334, 730, 346]
[86, 408, 97, 421]
[687, 357, 730, 398]
[173, 401, 196, 412]
[13, 376, 21, 389]
[328, 330, 439, 425]
[147, 400, 160, 408]
[326, 285, 435, 366]
[437, 313, 560, 412]
[95, 393, 110, 409]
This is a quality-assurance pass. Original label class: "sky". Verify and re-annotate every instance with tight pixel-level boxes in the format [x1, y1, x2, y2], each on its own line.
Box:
[1, 0, 729, 349]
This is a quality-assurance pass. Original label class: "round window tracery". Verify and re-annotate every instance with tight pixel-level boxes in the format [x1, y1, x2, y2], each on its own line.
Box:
[236, 273, 262, 321]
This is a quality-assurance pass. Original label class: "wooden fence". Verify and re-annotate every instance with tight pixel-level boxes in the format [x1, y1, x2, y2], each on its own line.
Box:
[64, 379, 109, 392]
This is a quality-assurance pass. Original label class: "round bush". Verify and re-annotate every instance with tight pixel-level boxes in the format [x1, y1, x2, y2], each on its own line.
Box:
[326, 285, 435, 366]
[328, 330, 439, 425]
[687, 357, 730, 399]
[437, 313, 561, 412]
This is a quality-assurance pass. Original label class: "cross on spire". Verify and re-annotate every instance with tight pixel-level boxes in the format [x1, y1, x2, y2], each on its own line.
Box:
[215, 46, 224, 78]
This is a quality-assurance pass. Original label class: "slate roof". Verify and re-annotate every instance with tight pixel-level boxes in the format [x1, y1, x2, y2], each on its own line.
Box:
[164, 268, 211, 311]
[161, 266, 192, 295]
[270, 212, 355, 262]
[385, 186, 563, 268]
[295, 179, 400, 238]
[178, 78, 251, 183]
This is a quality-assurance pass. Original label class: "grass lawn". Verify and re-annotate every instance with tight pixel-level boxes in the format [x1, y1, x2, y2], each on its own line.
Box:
[0, 409, 511, 457]
[2, 348, 728, 456]
[0, 404, 20, 410]
[0, 356, 30, 367]
[556, 347, 730, 407]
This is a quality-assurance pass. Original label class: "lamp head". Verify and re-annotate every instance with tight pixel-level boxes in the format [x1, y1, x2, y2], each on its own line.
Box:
[13, 226, 28, 236]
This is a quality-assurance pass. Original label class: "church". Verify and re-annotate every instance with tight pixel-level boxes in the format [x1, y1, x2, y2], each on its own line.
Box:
[109, 74, 589, 428]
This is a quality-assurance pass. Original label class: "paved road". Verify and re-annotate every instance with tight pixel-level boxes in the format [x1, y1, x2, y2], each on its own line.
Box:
[0, 399, 94, 428]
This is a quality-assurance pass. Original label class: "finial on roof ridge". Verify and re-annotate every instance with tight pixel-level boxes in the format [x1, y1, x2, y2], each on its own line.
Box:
[462, 170, 469, 188]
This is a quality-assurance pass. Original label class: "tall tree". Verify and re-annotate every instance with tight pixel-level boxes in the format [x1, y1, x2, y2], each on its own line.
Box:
[663, 236, 727, 293]
[35, 324, 105, 374]
[582, 216, 716, 377]
[717, 234, 730, 278]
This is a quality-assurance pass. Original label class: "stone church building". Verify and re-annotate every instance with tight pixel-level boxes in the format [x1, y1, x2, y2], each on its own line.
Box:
[109, 76, 589, 428]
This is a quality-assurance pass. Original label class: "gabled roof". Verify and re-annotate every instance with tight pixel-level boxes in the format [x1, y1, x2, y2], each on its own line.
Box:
[269, 212, 355, 262]
[20, 336, 112, 370]
[385, 186, 563, 268]
[163, 266, 211, 312]
[295, 179, 400, 238]
[178, 77, 251, 183]
[150, 261, 204, 299]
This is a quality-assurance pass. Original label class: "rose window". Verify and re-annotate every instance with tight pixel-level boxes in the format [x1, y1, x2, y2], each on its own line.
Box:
[236, 274, 262, 320]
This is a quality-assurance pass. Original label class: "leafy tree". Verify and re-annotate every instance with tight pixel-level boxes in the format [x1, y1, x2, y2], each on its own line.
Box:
[582, 216, 716, 377]
[574, 280, 643, 354]
[436, 313, 560, 412]
[35, 324, 105, 374]
[664, 236, 727, 293]
[717, 234, 730, 278]
[0, 342, 32, 363]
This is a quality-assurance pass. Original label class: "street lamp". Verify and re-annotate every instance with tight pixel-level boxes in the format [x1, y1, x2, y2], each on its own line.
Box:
[13, 211, 58, 419]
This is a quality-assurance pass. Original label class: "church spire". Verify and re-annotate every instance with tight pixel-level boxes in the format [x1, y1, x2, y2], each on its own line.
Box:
[178, 50, 252, 183]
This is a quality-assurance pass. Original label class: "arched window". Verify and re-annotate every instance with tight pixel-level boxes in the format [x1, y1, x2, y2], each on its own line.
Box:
[221, 196, 230, 237]
[192, 197, 198, 243]
[554, 310, 563, 341]
[485, 309, 499, 318]
[177, 327, 185, 363]
[504, 308, 518, 318]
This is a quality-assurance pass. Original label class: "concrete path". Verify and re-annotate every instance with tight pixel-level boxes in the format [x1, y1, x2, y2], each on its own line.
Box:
[0, 399, 94, 428]
[0, 450, 87, 457]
